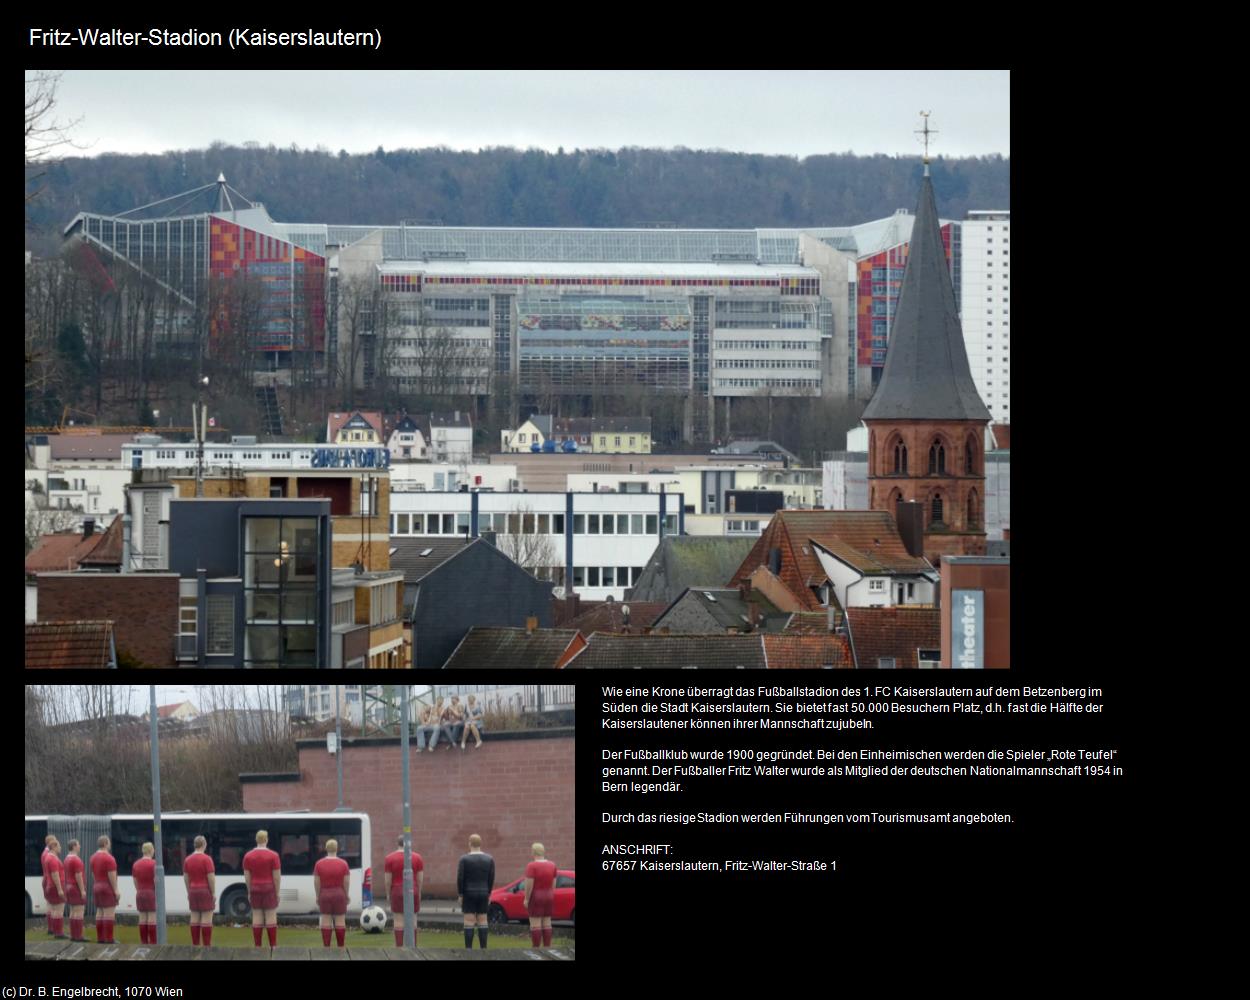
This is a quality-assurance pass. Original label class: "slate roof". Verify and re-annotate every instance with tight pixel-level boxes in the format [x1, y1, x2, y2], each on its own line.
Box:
[763, 634, 854, 669]
[845, 607, 941, 668]
[443, 627, 581, 668]
[564, 600, 667, 634]
[730, 510, 931, 610]
[654, 588, 787, 634]
[430, 411, 472, 428]
[25, 528, 113, 575]
[389, 537, 471, 583]
[25, 621, 115, 668]
[715, 439, 799, 464]
[564, 633, 767, 669]
[526, 415, 554, 438]
[861, 176, 991, 422]
[628, 536, 756, 604]
[593, 417, 652, 435]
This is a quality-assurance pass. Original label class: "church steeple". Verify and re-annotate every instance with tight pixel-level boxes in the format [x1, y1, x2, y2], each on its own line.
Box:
[860, 171, 990, 422]
[862, 129, 990, 565]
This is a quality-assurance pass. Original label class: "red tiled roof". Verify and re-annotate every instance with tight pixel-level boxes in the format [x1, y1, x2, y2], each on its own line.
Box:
[730, 510, 930, 610]
[782, 610, 845, 634]
[47, 434, 136, 461]
[845, 607, 941, 669]
[156, 702, 194, 719]
[326, 411, 383, 442]
[25, 530, 107, 575]
[763, 634, 854, 669]
[25, 621, 114, 668]
[78, 515, 123, 567]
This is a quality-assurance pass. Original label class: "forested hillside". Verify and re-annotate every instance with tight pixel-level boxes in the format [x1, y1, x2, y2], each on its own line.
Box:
[25, 144, 1009, 253]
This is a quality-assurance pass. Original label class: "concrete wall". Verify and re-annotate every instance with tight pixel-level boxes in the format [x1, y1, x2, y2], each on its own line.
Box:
[241, 731, 575, 897]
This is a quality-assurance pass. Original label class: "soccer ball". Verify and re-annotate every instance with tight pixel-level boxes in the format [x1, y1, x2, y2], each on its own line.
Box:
[360, 906, 388, 933]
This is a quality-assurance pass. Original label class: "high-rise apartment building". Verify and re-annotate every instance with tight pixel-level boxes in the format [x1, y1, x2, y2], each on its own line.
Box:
[956, 210, 1011, 423]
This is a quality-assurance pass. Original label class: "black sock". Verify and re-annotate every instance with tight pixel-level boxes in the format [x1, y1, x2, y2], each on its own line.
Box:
[477, 926, 488, 948]
[464, 927, 474, 948]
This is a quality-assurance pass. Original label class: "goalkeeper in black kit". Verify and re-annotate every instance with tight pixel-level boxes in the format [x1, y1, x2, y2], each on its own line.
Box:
[457, 833, 496, 949]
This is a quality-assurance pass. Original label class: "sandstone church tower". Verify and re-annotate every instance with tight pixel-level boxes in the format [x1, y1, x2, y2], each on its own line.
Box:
[861, 155, 991, 564]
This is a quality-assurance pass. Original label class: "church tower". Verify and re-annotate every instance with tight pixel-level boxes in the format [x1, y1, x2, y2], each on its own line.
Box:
[861, 141, 991, 564]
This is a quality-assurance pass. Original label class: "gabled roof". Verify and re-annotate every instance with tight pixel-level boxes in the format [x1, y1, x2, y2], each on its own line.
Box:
[654, 588, 786, 634]
[388, 538, 469, 583]
[326, 411, 383, 441]
[523, 415, 554, 438]
[763, 634, 853, 669]
[25, 528, 112, 575]
[730, 510, 931, 610]
[430, 411, 472, 428]
[156, 701, 198, 719]
[77, 515, 123, 568]
[564, 601, 667, 634]
[25, 621, 115, 668]
[565, 633, 767, 669]
[782, 610, 846, 634]
[861, 176, 991, 423]
[443, 627, 582, 668]
[592, 417, 651, 435]
[628, 536, 756, 604]
[845, 607, 941, 668]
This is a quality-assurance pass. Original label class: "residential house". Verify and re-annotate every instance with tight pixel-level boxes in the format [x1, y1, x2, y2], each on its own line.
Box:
[651, 587, 789, 634]
[627, 536, 756, 604]
[845, 607, 942, 669]
[327, 411, 384, 445]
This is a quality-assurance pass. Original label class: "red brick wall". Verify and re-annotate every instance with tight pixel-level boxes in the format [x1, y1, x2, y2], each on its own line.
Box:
[37, 574, 179, 668]
[243, 734, 575, 897]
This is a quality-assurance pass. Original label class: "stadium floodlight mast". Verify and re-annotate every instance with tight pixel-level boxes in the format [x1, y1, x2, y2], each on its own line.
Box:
[401, 685, 415, 949]
[334, 686, 348, 811]
[149, 686, 167, 945]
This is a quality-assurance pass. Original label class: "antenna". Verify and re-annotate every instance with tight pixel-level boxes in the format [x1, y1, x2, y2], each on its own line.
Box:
[916, 112, 939, 176]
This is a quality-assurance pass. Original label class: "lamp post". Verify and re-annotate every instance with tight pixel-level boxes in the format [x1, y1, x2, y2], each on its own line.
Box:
[194, 376, 209, 498]
[401, 685, 414, 949]
[149, 687, 166, 945]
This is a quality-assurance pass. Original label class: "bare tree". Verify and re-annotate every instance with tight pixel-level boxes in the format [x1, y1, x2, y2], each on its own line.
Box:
[495, 505, 560, 580]
[25, 71, 84, 206]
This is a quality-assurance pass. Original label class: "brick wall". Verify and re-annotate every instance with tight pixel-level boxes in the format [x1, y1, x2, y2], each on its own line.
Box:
[242, 732, 574, 896]
[37, 574, 180, 667]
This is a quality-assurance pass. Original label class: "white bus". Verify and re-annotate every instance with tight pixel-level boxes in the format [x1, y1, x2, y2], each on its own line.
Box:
[26, 812, 372, 919]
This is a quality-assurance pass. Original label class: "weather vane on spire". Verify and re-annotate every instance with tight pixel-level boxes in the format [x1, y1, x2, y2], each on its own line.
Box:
[916, 111, 938, 176]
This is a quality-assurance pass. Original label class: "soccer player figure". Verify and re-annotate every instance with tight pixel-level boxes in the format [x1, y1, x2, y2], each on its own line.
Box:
[183, 836, 216, 947]
[90, 835, 119, 944]
[62, 840, 87, 941]
[41, 834, 56, 935]
[45, 837, 67, 939]
[314, 839, 351, 948]
[243, 829, 282, 950]
[132, 843, 158, 945]
[457, 833, 495, 949]
[524, 842, 558, 949]
[460, 694, 485, 749]
[441, 695, 465, 751]
[384, 834, 424, 948]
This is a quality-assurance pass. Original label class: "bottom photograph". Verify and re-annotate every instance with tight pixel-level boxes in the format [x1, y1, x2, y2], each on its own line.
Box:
[24, 682, 575, 962]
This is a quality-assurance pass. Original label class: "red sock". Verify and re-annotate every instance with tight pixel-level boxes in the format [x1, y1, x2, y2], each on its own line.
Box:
[252, 926, 263, 947]
[106, 920, 115, 943]
[321, 927, 332, 946]
[47, 913, 53, 933]
[70, 917, 83, 940]
[394, 928, 403, 947]
[95, 918, 103, 941]
[542, 927, 553, 947]
[190, 924, 201, 945]
[335, 927, 345, 947]
[202, 926, 212, 946]
[137, 923, 145, 944]
[531, 928, 542, 947]
[267, 926, 277, 948]
[53, 916, 64, 936]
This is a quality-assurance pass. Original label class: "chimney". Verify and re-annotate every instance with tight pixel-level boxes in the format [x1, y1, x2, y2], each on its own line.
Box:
[739, 578, 751, 600]
[526, 616, 538, 635]
[82, 518, 95, 538]
[748, 601, 760, 629]
[895, 501, 925, 558]
[121, 514, 132, 573]
[768, 547, 781, 576]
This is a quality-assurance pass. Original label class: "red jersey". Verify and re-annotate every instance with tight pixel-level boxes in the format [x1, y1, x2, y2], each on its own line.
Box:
[314, 856, 350, 890]
[243, 847, 281, 887]
[46, 852, 64, 889]
[63, 854, 85, 894]
[384, 849, 423, 890]
[90, 851, 117, 885]
[183, 852, 214, 889]
[132, 857, 156, 891]
[525, 859, 558, 891]
[41, 847, 51, 893]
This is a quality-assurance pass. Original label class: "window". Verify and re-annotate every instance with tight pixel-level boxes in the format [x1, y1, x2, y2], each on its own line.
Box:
[427, 514, 441, 534]
[206, 595, 234, 655]
[907, 582, 915, 599]
[928, 441, 946, 475]
[537, 513, 549, 534]
[893, 440, 908, 475]
[602, 514, 614, 534]
[617, 514, 630, 534]
[573, 514, 585, 534]
[442, 514, 455, 535]
[868, 579, 885, 593]
[588, 567, 600, 586]
[179, 596, 197, 636]
[966, 438, 977, 475]
[573, 567, 585, 586]
[552, 513, 565, 533]
[931, 494, 944, 525]
[396, 513, 410, 534]
[602, 567, 615, 587]
[646, 514, 658, 534]
[631, 514, 644, 534]
[587, 514, 600, 534]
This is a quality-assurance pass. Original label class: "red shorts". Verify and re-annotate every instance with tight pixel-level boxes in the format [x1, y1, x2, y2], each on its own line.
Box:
[135, 889, 156, 912]
[44, 888, 64, 906]
[390, 891, 420, 913]
[187, 888, 215, 913]
[64, 886, 86, 907]
[249, 886, 278, 911]
[93, 884, 118, 908]
[527, 889, 555, 918]
[319, 887, 347, 915]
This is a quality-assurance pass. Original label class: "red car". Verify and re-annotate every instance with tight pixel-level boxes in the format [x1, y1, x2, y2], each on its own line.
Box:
[488, 869, 575, 926]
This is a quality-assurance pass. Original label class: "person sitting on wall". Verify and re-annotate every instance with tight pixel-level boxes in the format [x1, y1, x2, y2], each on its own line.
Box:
[416, 700, 441, 752]
[441, 695, 465, 751]
[460, 694, 485, 749]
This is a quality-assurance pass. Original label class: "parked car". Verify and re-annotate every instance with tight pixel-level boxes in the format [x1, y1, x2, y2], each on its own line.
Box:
[488, 868, 575, 926]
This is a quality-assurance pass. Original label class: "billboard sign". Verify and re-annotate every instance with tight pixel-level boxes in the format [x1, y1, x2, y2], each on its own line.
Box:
[952, 589, 984, 669]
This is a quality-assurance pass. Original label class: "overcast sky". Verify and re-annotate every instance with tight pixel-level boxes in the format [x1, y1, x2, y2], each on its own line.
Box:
[49, 70, 1009, 160]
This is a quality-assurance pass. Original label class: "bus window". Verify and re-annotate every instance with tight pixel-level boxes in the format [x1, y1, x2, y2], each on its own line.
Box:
[204, 821, 252, 876]
[314, 833, 362, 870]
[112, 820, 152, 872]
[26, 820, 47, 877]
[279, 832, 312, 875]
